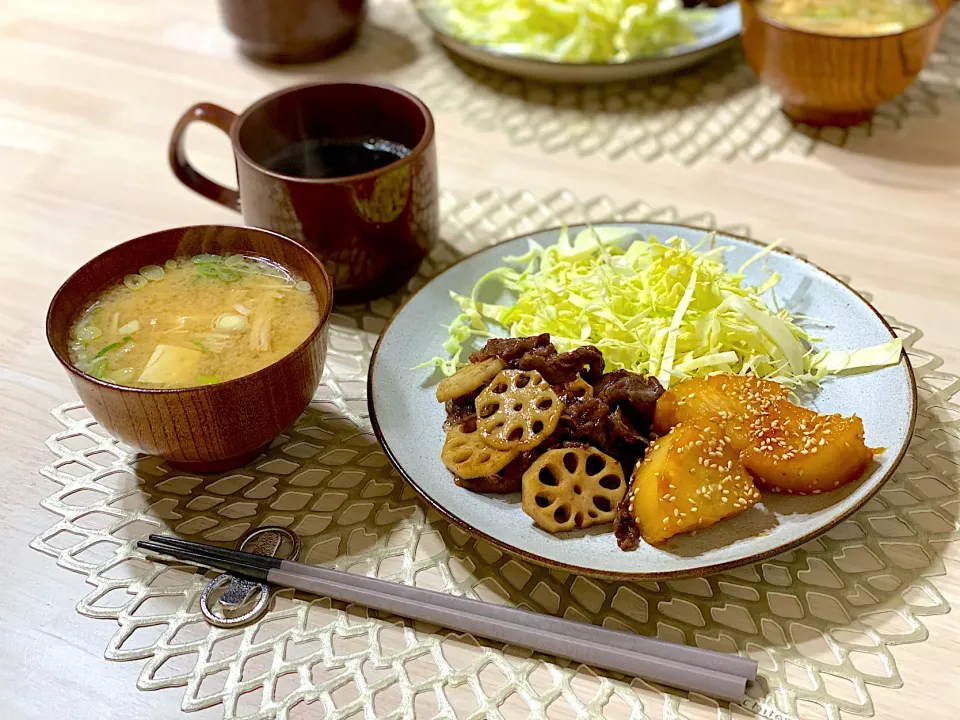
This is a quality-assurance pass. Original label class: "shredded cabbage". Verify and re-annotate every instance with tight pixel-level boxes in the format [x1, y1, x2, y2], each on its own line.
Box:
[434, 0, 700, 63]
[418, 226, 903, 389]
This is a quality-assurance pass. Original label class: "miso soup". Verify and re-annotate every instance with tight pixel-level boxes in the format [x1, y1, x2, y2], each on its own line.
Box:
[757, 0, 936, 36]
[69, 254, 321, 389]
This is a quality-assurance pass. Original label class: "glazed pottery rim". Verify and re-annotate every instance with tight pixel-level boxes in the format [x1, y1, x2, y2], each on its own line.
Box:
[47, 224, 334, 395]
[413, 0, 741, 69]
[230, 80, 435, 185]
[367, 221, 919, 580]
[741, 0, 944, 41]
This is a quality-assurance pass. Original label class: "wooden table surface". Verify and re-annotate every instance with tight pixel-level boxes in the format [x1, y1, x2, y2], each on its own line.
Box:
[2, 1, 959, 719]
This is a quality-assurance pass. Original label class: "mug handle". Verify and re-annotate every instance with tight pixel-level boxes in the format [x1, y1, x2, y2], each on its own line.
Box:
[169, 102, 241, 212]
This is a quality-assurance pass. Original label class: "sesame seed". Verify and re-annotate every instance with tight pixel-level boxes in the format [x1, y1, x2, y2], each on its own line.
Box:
[668, 484, 676, 489]
[721, 497, 728, 503]
[674, 508, 679, 517]
[812, 489, 821, 494]
[691, 506, 698, 513]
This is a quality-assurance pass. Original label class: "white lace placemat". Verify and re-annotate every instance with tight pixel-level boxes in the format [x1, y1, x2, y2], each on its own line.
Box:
[368, 1, 960, 163]
[32, 190, 960, 720]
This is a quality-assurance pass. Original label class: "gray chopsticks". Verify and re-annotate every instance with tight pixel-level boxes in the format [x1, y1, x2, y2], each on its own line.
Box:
[138, 535, 757, 701]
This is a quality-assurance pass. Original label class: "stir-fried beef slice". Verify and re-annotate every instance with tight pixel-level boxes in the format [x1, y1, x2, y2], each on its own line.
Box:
[454, 474, 521, 493]
[553, 381, 587, 405]
[595, 369, 664, 419]
[609, 405, 645, 446]
[519, 345, 605, 385]
[555, 396, 613, 451]
[470, 334, 552, 365]
[444, 393, 479, 429]
[615, 495, 642, 551]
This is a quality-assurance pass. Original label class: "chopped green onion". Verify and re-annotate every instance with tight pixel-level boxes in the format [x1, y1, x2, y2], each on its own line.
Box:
[118, 320, 140, 334]
[215, 314, 248, 331]
[164, 259, 178, 271]
[196, 264, 220, 279]
[90, 357, 109, 379]
[197, 375, 220, 385]
[192, 253, 222, 264]
[94, 341, 125, 359]
[295, 281, 311, 293]
[191, 340, 208, 351]
[140, 265, 165, 281]
[216, 268, 242, 282]
[77, 326, 102, 341]
[123, 274, 147, 290]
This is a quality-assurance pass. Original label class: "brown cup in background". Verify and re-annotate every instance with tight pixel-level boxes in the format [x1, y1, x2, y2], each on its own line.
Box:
[218, 0, 365, 64]
[169, 82, 439, 303]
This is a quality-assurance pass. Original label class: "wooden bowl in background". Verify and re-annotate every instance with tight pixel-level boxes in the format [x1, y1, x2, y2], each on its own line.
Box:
[738, 0, 950, 126]
[47, 225, 334, 473]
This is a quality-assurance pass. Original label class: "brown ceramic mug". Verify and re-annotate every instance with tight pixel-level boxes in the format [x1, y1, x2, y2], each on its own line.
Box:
[218, 0, 365, 63]
[169, 82, 439, 303]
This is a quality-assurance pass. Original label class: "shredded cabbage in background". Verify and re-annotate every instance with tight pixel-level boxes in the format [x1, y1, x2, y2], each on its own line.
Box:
[435, 0, 700, 63]
[418, 226, 903, 390]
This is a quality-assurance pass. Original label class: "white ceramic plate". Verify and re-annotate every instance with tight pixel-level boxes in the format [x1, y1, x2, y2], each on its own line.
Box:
[368, 223, 916, 579]
[414, 1, 742, 83]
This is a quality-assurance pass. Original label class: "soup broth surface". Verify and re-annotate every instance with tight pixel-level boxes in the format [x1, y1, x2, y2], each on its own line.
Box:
[69, 254, 320, 389]
[756, 0, 936, 36]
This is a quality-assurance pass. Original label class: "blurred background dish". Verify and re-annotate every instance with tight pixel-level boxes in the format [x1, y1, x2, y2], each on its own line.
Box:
[739, 0, 949, 126]
[218, 0, 365, 64]
[47, 225, 334, 473]
[413, 0, 743, 83]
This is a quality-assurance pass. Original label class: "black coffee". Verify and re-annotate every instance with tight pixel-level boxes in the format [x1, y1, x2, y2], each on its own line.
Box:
[262, 137, 411, 179]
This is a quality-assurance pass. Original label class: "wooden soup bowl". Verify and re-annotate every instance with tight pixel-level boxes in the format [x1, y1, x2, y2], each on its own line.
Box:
[47, 225, 334, 473]
[739, 0, 949, 126]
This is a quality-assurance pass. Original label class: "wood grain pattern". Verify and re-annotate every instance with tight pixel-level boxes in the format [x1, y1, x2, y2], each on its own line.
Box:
[169, 81, 440, 303]
[739, 0, 949, 125]
[1, 0, 959, 719]
[45, 225, 334, 472]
